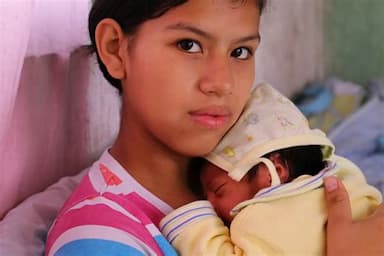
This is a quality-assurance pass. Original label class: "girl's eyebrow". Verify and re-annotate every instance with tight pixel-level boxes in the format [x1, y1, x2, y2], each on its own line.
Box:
[165, 22, 214, 40]
[235, 34, 261, 45]
[165, 22, 261, 44]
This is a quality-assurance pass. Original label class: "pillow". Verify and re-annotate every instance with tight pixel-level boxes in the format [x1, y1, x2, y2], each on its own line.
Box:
[0, 170, 85, 256]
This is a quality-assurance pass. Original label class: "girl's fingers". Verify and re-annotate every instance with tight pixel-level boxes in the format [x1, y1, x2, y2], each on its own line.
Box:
[371, 203, 384, 217]
[324, 176, 352, 226]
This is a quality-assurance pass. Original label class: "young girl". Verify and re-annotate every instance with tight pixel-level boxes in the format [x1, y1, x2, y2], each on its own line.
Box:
[45, 0, 384, 255]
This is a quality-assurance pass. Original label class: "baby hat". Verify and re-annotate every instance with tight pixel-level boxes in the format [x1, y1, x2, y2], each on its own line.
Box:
[205, 83, 335, 183]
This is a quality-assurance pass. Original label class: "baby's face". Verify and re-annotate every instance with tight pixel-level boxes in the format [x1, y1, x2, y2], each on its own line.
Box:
[200, 163, 255, 224]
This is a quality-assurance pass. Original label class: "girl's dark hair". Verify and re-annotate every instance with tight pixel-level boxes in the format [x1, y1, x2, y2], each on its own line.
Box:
[88, 0, 267, 93]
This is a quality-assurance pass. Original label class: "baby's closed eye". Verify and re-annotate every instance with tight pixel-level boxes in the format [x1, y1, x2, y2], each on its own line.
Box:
[214, 183, 227, 197]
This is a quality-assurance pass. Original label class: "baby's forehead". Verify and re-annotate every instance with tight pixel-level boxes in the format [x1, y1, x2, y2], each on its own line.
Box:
[201, 162, 226, 174]
[200, 162, 234, 182]
[201, 160, 257, 179]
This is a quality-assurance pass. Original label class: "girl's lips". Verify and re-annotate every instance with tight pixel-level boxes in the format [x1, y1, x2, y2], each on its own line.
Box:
[189, 106, 232, 129]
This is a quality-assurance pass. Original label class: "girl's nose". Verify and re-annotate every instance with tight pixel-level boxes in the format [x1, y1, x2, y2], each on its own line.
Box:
[198, 59, 234, 97]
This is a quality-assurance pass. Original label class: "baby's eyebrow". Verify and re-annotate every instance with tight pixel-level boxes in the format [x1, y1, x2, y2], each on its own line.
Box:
[206, 179, 216, 191]
[214, 183, 226, 193]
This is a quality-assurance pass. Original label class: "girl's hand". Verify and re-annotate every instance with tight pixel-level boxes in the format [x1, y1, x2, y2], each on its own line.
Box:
[324, 176, 384, 256]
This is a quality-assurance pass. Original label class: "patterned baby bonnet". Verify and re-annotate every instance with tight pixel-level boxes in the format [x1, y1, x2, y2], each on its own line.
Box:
[205, 83, 335, 184]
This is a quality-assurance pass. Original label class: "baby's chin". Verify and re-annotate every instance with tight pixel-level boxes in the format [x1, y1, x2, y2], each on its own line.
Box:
[214, 210, 232, 226]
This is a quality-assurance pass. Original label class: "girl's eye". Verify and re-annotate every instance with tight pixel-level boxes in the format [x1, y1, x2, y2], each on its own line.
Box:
[231, 47, 252, 60]
[177, 39, 202, 53]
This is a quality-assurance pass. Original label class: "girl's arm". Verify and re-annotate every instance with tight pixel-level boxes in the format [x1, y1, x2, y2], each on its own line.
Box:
[324, 176, 384, 256]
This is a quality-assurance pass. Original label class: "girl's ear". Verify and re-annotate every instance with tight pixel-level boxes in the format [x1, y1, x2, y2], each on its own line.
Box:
[269, 152, 290, 183]
[95, 18, 127, 80]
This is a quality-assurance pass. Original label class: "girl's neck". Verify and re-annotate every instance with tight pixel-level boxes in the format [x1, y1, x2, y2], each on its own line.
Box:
[110, 121, 198, 208]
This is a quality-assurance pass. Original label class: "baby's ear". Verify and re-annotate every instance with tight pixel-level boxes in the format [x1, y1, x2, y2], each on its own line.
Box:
[95, 18, 127, 80]
[269, 153, 290, 183]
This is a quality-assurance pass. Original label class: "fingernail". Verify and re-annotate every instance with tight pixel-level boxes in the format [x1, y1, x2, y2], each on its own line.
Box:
[324, 177, 338, 192]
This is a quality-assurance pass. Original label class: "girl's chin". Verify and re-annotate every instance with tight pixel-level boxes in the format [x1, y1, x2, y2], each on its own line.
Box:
[184, 144, 218, 157]
[170, 133, 224, 157]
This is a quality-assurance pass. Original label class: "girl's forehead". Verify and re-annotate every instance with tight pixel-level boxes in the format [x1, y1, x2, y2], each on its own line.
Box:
[137, 0, 261, 44]
[166, 0, 260, 19]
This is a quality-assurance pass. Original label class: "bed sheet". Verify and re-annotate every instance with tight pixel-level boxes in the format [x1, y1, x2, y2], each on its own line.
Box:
[329, 95, 384, 194]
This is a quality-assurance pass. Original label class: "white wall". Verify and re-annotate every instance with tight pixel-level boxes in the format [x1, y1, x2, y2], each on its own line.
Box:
[255, 0, 324, 97]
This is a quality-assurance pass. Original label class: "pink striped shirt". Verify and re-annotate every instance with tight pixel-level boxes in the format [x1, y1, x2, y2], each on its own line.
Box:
[45, 150, 177, 256]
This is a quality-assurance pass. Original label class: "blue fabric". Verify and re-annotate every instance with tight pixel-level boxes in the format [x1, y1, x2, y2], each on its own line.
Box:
[154, 235, 178, 256]
[54, 239, 145, 256]
[375, 134, 384, 152]
[294, 83, 334, 116]
[329, 95, 384, 194]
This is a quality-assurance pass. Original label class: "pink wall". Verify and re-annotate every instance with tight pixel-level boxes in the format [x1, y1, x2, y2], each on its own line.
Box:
[0, 0, 120, 219]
